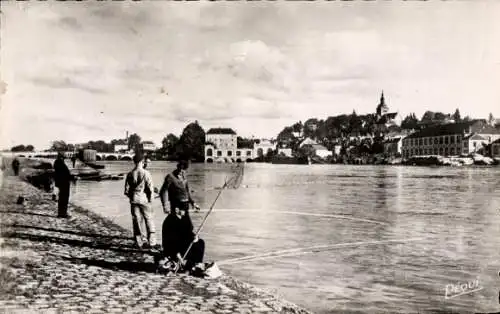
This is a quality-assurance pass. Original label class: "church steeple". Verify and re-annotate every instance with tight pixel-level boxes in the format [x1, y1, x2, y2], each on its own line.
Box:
[376, 91, 388, 117]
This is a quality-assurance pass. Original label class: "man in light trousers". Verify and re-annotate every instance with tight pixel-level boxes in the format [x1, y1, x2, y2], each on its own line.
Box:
[124, 153, 157, 249]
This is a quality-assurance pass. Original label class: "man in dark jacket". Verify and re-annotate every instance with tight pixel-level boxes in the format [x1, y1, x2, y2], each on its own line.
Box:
[159, 160, 200, 216]
[12, 158, 20, 176]
[53, 152, 73, 218]
[162, 206, 205, 272]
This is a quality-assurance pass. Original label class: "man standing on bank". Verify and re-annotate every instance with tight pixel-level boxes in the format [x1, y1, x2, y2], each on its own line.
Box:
[12, 158, 20, 176]
[159, 160, 200, 217]
[124, 153, 157, 249]
[53, 152, 74, 218]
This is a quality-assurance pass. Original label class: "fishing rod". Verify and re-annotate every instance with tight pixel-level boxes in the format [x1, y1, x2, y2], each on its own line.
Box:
[171, 163, 245, 273]
[174, 174, 231, 274]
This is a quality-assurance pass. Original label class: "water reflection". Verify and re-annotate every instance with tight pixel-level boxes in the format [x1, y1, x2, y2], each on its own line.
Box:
[69, 162, 500, 314]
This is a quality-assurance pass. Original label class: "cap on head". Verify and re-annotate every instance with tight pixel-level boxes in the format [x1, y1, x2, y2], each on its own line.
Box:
[133, 153, 144, 164]
[177, 160, 189, 170]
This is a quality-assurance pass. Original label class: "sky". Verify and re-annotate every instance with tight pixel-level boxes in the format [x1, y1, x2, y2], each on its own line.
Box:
[1, 1, 499, 150]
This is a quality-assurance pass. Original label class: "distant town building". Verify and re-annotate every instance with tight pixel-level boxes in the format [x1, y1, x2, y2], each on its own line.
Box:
[374, 91, 398, 137]
[113, 137, 129, 153]
[277, 148, 293, 157]
[299, 137, 319, 147]
[141, 141, 156, 152]
[292, 131, 302, 138]
[401, 120, 500, 158]
[462, 134, 491, 155]
[204, 128, 254, 163]
[310, 144, 332, 158]
[299, 137, 332, 158]
[206, 128, 237, 151]
[114, 144, 129, 153]
[383, 137, 404, 156]
[254, 139, 276, 158]
[332, 144, 342, 156]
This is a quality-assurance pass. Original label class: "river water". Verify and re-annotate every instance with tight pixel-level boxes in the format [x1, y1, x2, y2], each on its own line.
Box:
[68, 161, 500, 314]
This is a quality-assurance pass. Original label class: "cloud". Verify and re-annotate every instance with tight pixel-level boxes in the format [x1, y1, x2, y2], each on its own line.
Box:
[1, 1, 500, 149]
[29, 76, 106, 94]
[43, 116, 106, 132]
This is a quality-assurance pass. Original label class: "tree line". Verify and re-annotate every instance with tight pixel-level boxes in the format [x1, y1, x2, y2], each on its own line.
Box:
[10, 109, 496, 162]
[277, 109, 496, 155]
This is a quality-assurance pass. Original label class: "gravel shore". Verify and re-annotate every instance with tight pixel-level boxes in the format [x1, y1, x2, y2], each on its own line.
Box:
[0, 166, 311, 314]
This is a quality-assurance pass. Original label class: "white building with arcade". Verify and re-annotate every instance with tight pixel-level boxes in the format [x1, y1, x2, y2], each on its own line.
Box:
[204, 128, 276, 163]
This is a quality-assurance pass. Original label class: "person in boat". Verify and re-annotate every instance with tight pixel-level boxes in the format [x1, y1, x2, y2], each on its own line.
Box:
[53, 152, 74, 218]
[12, 158, 20, 176]
[159, 160, 200, 217]
[162, 205, 205, 272]
[124, 153, 157, 249]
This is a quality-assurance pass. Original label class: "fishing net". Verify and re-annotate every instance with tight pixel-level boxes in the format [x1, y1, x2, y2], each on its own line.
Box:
[225, 163, 245, 190]
[175, 163, 245, 274]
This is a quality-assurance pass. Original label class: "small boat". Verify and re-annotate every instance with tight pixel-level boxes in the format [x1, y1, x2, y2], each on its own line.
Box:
[76, 173, 124, 181]
[85, 162, 105, 170]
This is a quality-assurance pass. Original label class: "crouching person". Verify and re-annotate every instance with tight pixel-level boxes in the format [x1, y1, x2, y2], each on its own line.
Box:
[162, 206, 205, 273]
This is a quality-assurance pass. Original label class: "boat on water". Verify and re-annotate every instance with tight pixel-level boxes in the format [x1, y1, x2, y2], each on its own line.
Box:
[310, 156, 327, 164]
[76, 173, 124, 181]
[84, 162, 106, 170]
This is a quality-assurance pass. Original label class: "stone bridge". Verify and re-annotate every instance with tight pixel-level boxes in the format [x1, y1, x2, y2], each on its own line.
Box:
[4, 151, 134, 161]
[94, 152, 134, 161]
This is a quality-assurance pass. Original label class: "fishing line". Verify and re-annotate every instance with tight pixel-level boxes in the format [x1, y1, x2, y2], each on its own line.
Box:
[217, 176, 500, 266]
[201, 179, 337, 191]
[218, 237, 427, 266]
[195, 209, 387, 225]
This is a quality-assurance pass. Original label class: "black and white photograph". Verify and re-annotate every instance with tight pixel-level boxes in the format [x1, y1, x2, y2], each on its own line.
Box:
[0, 1, 499, 313]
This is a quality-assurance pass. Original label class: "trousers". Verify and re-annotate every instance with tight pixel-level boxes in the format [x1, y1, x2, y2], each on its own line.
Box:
[57, 183, 70, 218]
[183, 239, 205, 270]
[130, 203, 156, 246]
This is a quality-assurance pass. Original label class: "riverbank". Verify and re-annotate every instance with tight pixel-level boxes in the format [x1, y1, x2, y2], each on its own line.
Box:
[0, 171, 311, 313]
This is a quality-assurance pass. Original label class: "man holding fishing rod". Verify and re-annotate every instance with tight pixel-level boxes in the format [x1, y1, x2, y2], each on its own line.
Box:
[154, 163, 243, 276]
[161, 205, 205, 273]
[157, 160, 203, 272]
[159, 160, 200, 217]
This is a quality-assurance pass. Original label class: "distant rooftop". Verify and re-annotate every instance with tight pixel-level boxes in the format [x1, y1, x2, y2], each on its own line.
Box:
[311, 144, 328, 151]
[114, 140, 127, 145]
[465, 134, 488, 141]
[207, 128, 237, 135]
[384, 138, 402, 144]
[405, 120, 499, 139]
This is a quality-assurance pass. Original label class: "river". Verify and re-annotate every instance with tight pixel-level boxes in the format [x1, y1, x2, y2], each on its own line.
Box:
[68, 161, 500, 313]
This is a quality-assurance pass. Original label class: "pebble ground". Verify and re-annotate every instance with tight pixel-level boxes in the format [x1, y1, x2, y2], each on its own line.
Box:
[0, 168, 311, 314]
